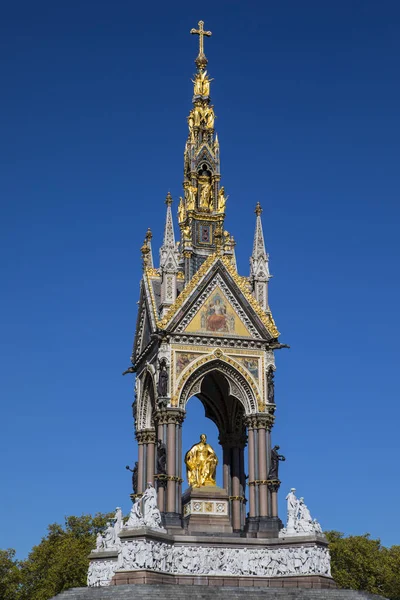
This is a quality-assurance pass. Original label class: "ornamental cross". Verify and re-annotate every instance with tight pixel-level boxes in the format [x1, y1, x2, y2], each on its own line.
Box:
[190, 20, 212, 57]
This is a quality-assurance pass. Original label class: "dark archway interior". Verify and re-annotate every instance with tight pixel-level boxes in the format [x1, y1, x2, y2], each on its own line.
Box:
[198, 371, 246, 440]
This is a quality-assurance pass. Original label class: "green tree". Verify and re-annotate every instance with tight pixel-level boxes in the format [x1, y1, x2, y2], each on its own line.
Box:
[18, 513, 111, 600]
[0, 548, 21, 600]
[326, 531, 390, 596]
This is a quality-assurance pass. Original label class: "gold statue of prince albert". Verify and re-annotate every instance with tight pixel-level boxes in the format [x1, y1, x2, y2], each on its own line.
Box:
[184, 434, 218, 488]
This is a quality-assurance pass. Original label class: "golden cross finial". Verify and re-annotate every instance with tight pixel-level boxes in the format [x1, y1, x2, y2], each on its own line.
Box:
[190, 20, 212, 69]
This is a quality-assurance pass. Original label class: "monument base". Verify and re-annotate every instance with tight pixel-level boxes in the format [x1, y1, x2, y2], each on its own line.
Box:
[182, 485, 232, 534]
[88, 528, 334, 589]
[112, 570, 336, 589]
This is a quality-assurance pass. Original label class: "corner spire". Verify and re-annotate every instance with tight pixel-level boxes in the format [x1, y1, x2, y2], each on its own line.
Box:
[159, 193, 179, 315]
[250, 203, 270, 311]
[160, 192, 176, 265]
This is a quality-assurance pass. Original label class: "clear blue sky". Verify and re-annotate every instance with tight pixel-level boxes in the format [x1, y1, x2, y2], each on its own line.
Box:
[1, 0, 399, 558]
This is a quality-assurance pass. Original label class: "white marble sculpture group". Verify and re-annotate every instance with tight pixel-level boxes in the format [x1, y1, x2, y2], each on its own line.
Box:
[94, 484, 165, 553]
[279, 488, 323, 536]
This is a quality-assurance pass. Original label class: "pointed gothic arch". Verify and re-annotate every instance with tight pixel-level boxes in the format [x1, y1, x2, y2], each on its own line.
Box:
[176, 354, 261, 415]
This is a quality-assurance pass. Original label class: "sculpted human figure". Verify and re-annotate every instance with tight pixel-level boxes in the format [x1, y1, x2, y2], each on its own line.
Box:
[199, 179, 212, 211]
[267, 367, 275, 403]
[185, 185, 197, 211]
[268, 445, 286, 479]
[217, 186, 228, 212]
[193, 105, 202, 127]
[103, 522, 115, 549]
[125, 461, 138, 494]
[156, 439, 167, 474]
[178, 197, 186, 223]
[185, 433, 218, 487]
[141, 482, 163, 529]
[95, 532, 104, 551]
[286, 487, 299, 532]
[157, 359, 168, 397]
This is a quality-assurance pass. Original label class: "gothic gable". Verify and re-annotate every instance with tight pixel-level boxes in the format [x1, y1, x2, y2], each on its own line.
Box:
[161, 255, 278, 340]
[182, 282, 252, 337]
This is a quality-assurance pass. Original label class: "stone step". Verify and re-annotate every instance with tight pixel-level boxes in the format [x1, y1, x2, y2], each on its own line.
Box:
[51, 584, 388, 600]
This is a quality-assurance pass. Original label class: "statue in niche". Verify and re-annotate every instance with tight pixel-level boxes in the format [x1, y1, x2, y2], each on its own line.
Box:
[268, 445, 286, 479]
[218, 186, 228, 212]
[126, 461, 138, 494]
[156, 439, 167, 474]
[178, 197, 186, 223]
[267, 367, 275, 403]
[185, 185, 197, 211]
[185, 433, 218, 488]
[199, 178, 213, 211]
[157, 359, 168, 397]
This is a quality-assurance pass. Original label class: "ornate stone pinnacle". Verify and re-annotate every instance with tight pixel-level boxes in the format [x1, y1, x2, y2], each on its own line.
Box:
[145, 227, 153, 241]
[165, 191, 173, 206]
[255, 202, 263, 216]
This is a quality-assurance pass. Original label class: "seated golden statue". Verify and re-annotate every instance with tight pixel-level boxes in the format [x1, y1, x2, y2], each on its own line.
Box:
[185, 434, 218, 488]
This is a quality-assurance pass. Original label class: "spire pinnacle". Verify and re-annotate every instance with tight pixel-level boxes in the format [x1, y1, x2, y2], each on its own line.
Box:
[190, 20, 212, 71]
[160, 193, 178, 272]
[255, 202, 263, 216]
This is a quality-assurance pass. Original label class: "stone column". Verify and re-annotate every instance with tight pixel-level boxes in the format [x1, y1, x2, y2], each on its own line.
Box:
[164, 409, 185, 527]
[222, 446, 231, 493]
[268, 480, 280, 517]
[247, 425, 256, 518]
[257, 422, 268, 517]
[135, 431, 145, 494]
[167, 419, 176, 513]
[145, 430, 156, 485]
[231, 446, 241, 531]
[156, 421, 166, 511]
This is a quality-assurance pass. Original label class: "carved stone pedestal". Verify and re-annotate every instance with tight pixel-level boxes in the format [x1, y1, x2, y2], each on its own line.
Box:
[182, 485, 232, 534]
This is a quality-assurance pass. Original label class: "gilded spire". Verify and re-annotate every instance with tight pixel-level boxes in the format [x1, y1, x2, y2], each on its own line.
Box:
[190, 20, 212, 71]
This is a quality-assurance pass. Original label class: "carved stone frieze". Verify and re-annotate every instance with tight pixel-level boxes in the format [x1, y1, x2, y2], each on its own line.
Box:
[88, 538, 331, 586]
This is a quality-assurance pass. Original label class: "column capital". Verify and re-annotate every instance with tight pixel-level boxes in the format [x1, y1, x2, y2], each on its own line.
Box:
[245, 413, 275, 431]
[267, 478, 281, 493]
[219, 432, 247, 449]
[154, 408, 185, 425]
[135, 429, 156, 444]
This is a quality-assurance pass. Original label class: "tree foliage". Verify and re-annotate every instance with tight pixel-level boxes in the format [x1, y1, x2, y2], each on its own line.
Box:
[1, 513, 111, 600]
[0, 549, 21, 600]
[1, 526, 399, 600]
[326, 531, 400, 600]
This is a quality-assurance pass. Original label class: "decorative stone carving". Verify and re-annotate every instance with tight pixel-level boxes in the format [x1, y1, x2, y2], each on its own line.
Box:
[87, 558, 117, 587]
[280, 488, 323, 536]
[93, 507, 123, 552]
[125, 483, 166, 531]
[113, 539, 330, 580]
